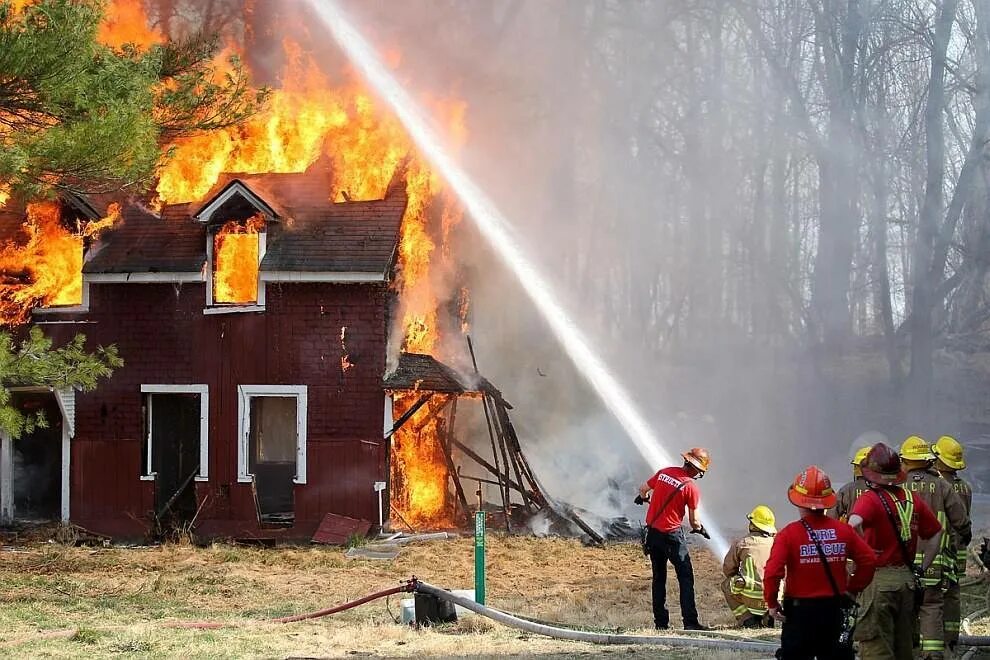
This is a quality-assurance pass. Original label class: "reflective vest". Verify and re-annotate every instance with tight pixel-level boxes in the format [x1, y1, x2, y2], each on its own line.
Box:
[905, 468, 972, 584]
[722, 533, 774, 612]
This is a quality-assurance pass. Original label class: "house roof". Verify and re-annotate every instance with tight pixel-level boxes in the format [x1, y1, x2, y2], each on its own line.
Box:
[83, 169, 408, 276]
[83, 204, 205, 274]
[384, 353, 486, 394]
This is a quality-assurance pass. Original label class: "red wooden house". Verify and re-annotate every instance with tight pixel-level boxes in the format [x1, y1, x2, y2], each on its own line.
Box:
[0, 168, 406, 540]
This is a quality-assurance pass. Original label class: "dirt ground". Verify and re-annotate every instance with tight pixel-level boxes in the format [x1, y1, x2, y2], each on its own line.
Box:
[0, 530, 776, 659]
[3, 529, 989, 659]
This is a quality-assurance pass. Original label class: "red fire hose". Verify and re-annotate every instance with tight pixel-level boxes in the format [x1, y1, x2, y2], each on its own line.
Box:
[167, 580, 416, 629]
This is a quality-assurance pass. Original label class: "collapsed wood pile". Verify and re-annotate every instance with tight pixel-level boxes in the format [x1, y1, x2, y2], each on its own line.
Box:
[385, 350, 633, 544]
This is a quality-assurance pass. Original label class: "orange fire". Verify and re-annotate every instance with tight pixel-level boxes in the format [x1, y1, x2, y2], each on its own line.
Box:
[0, 201, 121, 322]
[213, 214, 264, 304]
[390, 395, 456, 528]
[96, 0, 163, 50]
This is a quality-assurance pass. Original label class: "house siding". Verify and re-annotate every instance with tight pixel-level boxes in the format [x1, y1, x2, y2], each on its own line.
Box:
[44, 281, 388, 540]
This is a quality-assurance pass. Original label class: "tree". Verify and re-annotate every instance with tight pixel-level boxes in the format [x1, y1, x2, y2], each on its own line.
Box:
[0, 326, 121, 438]
[0, 0, 267, 199]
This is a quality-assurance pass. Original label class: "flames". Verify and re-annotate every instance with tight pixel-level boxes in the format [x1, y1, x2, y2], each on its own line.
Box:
[0, 201, 120, 322]
[390, 395, 455, 528]
[97, 0, 163, 50]
[213, 214, 264, 304]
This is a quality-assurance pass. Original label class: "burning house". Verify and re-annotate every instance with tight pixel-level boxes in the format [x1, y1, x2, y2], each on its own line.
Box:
[0, 3, 613, 543]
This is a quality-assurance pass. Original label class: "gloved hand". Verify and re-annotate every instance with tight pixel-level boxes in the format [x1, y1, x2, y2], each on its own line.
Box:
[690, 526, 711, 540]
[634, 495, 648, 505]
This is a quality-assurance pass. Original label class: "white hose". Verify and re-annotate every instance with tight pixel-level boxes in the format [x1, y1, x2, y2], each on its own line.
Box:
[413, 581, 778, 653]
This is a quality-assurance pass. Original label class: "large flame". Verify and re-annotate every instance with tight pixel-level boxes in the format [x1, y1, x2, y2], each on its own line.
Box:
[0, 201, 121, 322]
[213, 214, 264, 304]
[389, 395, 456, 528]
[97, 0, 163, 50]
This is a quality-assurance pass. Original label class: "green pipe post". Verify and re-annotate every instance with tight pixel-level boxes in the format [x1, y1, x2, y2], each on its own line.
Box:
[474, 510, 486, 605]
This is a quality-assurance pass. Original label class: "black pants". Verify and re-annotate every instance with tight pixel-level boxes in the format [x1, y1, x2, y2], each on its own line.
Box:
[777, 597, 851, 660]
[646, 527, 699, 628]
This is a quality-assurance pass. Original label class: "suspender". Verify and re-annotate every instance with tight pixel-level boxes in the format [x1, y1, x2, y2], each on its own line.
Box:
[873, 488, 917, 571]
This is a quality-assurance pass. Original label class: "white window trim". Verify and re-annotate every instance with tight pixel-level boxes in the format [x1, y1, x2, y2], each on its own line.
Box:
[237, 385, 307, 485]
[260, 271, 387, 283]
[140, 384, 210, 482]
[0, 431, 11, 524]
[32, 280, 90, 315]
[206, 229, 267, 313]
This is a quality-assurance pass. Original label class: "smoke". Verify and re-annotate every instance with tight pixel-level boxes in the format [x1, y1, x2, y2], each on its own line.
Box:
[147, 1, 961, 538]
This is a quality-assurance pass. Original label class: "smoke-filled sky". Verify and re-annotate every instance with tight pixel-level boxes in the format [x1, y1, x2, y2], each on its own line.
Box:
[155, 0, 988, 535]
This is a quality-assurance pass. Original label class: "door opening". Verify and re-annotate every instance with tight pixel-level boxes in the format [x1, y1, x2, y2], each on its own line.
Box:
[144, 393, 201, 528]
[248, 396, 297, 525]
[11, 393, 62, 521]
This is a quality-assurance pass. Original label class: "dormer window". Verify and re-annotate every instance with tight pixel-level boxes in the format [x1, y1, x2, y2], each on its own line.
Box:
[195, 180, 278, 315]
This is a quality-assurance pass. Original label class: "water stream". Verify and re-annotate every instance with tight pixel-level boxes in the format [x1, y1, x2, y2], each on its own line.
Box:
[306, 0, 729, 559]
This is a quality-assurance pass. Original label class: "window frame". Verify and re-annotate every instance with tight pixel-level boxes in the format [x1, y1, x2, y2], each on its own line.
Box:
[204, 218, 268, 315]
[237, 385, 308, 485]
[139, 384, 210, 482]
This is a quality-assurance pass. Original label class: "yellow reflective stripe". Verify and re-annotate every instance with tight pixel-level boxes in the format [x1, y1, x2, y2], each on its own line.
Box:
[921, 640, 945, 651]
[946, 622, 961, 632]
[732, 604, 749, 616]
[895, 489, 914, 541]
[937, 511, 951, 550]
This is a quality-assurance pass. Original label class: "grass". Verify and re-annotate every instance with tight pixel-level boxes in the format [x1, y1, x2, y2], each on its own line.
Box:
[0, 533, 781, 658]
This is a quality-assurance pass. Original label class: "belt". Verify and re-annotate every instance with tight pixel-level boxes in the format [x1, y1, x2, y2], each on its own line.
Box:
[783, 596, 842, 607]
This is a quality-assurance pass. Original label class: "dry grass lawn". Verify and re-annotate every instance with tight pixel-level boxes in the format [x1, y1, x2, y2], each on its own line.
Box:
[0, 531, 776, 659]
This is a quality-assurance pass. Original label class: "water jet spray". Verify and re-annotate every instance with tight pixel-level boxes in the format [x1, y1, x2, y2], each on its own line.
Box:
[306, 0, 729, 558]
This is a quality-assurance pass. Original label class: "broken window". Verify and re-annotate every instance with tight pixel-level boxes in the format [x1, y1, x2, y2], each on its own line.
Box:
[237, 386, 307, 525]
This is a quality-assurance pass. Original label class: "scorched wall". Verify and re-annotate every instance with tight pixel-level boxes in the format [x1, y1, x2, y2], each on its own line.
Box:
[42, 280, 388, 540]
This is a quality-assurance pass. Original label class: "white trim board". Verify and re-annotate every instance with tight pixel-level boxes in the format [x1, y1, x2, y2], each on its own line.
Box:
[86, 272, 205, 283]
[236, 385, 308, 485]
[0, 432, 11, 524]
[140, 384, 210, 481]
[260, 271, 387, 283]
[193, 181, 279, 224]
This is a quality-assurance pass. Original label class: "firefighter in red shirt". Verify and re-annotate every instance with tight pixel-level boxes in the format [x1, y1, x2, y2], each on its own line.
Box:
[763, 465, 876, 659]
[637, 447, 711, 631]
[847, 442, 943, 660]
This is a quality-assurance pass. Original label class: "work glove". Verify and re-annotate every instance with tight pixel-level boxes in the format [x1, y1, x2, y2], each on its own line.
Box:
[634, 495, 648, 505]
[690, 526, 711, 540]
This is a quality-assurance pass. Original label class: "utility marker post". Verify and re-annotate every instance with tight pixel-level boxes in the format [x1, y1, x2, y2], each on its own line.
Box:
[474, 510, 486, 605]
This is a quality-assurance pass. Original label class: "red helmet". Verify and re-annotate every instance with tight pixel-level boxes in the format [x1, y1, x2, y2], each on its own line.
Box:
[787, 465, 837, 510]
[682, 447, 711, 473]
[861, 442, 906, 486]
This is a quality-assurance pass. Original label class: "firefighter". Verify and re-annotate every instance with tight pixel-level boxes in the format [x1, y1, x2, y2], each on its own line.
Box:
[847, 442, 943, 660]
[899, 435, 971, 659]
[637, 447, 711, 631]
[828, 445, 870, 522]
[763, 466, 876, 659]
[932, 435, 973, 651]
[721, 505, 777, 628]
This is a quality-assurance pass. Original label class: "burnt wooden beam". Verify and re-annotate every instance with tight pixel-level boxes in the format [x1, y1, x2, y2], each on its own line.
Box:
[449, 436, 528, 494]
[384, 392, 434, 439]
[440, 398, 471, 521]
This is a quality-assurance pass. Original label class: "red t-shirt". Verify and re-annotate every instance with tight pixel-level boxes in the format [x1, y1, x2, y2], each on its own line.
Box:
[849, 487, 941, 567]
[645, 467, 700, 532]
[762, 514, 876, 609]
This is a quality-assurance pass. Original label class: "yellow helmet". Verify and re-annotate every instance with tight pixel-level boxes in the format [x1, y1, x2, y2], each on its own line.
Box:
[851, 446, 871, 466]
[747, 504, 776, 535]
[899, 435, 935, 462]
[933, 435, 965, 470]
